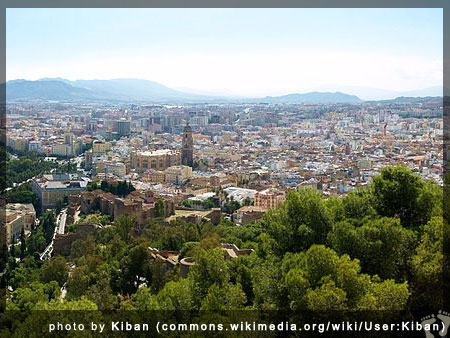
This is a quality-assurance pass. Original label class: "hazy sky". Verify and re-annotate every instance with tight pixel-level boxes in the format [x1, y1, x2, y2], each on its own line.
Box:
[7, 8, 443, 96]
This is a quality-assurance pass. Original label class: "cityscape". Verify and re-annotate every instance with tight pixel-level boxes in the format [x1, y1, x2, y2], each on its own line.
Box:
[1, 7, 446, 337]
[5, 96, 443, 228]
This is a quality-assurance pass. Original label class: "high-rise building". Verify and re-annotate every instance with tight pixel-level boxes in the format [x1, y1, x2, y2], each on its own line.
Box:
[181, 124, 194, 167]
[114, 119, 131, 135]
[64, 133, 74, 145]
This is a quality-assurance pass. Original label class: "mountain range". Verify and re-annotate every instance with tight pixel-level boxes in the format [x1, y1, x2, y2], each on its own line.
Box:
[6, 78, 206, 103]
[5, 78, 443, 104]
[310, 84, 443, 101]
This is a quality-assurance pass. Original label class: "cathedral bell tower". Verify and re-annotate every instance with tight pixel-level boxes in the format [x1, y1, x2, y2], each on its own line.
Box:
[181, 123, 194, 167]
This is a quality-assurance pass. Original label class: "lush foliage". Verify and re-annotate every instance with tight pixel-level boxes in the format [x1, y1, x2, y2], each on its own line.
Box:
[3, 166, 444, 319]
[87, 179, 135, 197]
[6, 153, 58, 188]
[6, 182, 41, 215]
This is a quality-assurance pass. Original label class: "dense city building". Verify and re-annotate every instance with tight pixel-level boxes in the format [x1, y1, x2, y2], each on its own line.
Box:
[7, 98, 443, 216]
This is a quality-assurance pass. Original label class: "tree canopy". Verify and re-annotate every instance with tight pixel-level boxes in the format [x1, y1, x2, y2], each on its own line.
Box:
[3, 165, 445, 329]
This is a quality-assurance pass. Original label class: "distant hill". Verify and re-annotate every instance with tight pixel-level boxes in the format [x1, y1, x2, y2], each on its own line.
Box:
[6, 79, 95, 101]
[371, 96, 443, 104]
[71, 78, 186, 100]
[6, 78, 441, 104]
[400, 86, 443, 98]
[6, 78, 363, 103]
[6, 78, 214, 103]
[310, 84, 443, 100]
[246, 91, 362, 104]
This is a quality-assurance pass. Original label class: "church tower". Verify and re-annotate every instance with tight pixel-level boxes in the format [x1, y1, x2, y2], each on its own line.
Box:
[181, 124, 193, 167]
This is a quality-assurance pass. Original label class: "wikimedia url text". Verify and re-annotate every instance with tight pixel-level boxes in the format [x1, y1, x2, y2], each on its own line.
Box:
[48, 321, 445, 333]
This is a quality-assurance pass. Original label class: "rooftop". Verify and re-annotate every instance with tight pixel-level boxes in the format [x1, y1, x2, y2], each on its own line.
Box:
[137, 149, 178, 156]
[34, 173, 90, 190]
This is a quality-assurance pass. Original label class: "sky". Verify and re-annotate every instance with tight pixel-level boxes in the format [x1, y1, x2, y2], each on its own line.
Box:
[6, 8, 443, 97]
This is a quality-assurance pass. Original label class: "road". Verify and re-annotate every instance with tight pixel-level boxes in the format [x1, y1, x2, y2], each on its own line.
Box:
[39, 242, 53, 261]
[57, 209, 67, 234]
[39, 207, 67, 260]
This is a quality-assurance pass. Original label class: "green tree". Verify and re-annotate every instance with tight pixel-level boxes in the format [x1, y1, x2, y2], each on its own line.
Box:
[36, 297, 98, 310]
[327, 217, 416, 280]
[285, 268, 310, 310]
[20, 228, 27, 260]
[200, 282, 247, 310]
[228, 255, 255, 306]
[189, 248, 230, 309]
[40, 256, 69, 287]
[8, 265, 40, 290]
[86, 276, 117, 310]
[372, 165, 437, 227]
[357, 278, 410, 311]
[157, 280, 192, 310]
[70, 235, 96, 259]
[6, 182, 41, 215]
[117, 181, 126, 196]
[130, 286, 160, 310]
[87, 180, 99, 191]
[117, 243, 151, 295]
[66, 266, 90, 300]
[252, 257, 288, 310]
[147, 259, 173, 294]
[55, 199, 64, 214]
[40, 211, 56, 244]
[261, 189, 332, 255]
[341, 188, 376, 221]
[303, 279, 348, 311]
[26, 228, 46, 256]
[10, 242, 16, 258]
[410, 216, 445, 312]
[215, 222, 262, 249]
[0, 244, 9, 271]
[100, 180, 108, 191]
[115, 214, 135, 241]
[222, 200, 241, 214]
[154, 199, 166, 218]
[6, 154, 57, 188]
[128, 181, 135, 194]
[8, 282, 60, 311]
[179, 242, 199, 260]
[281, 245, 410, 311]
